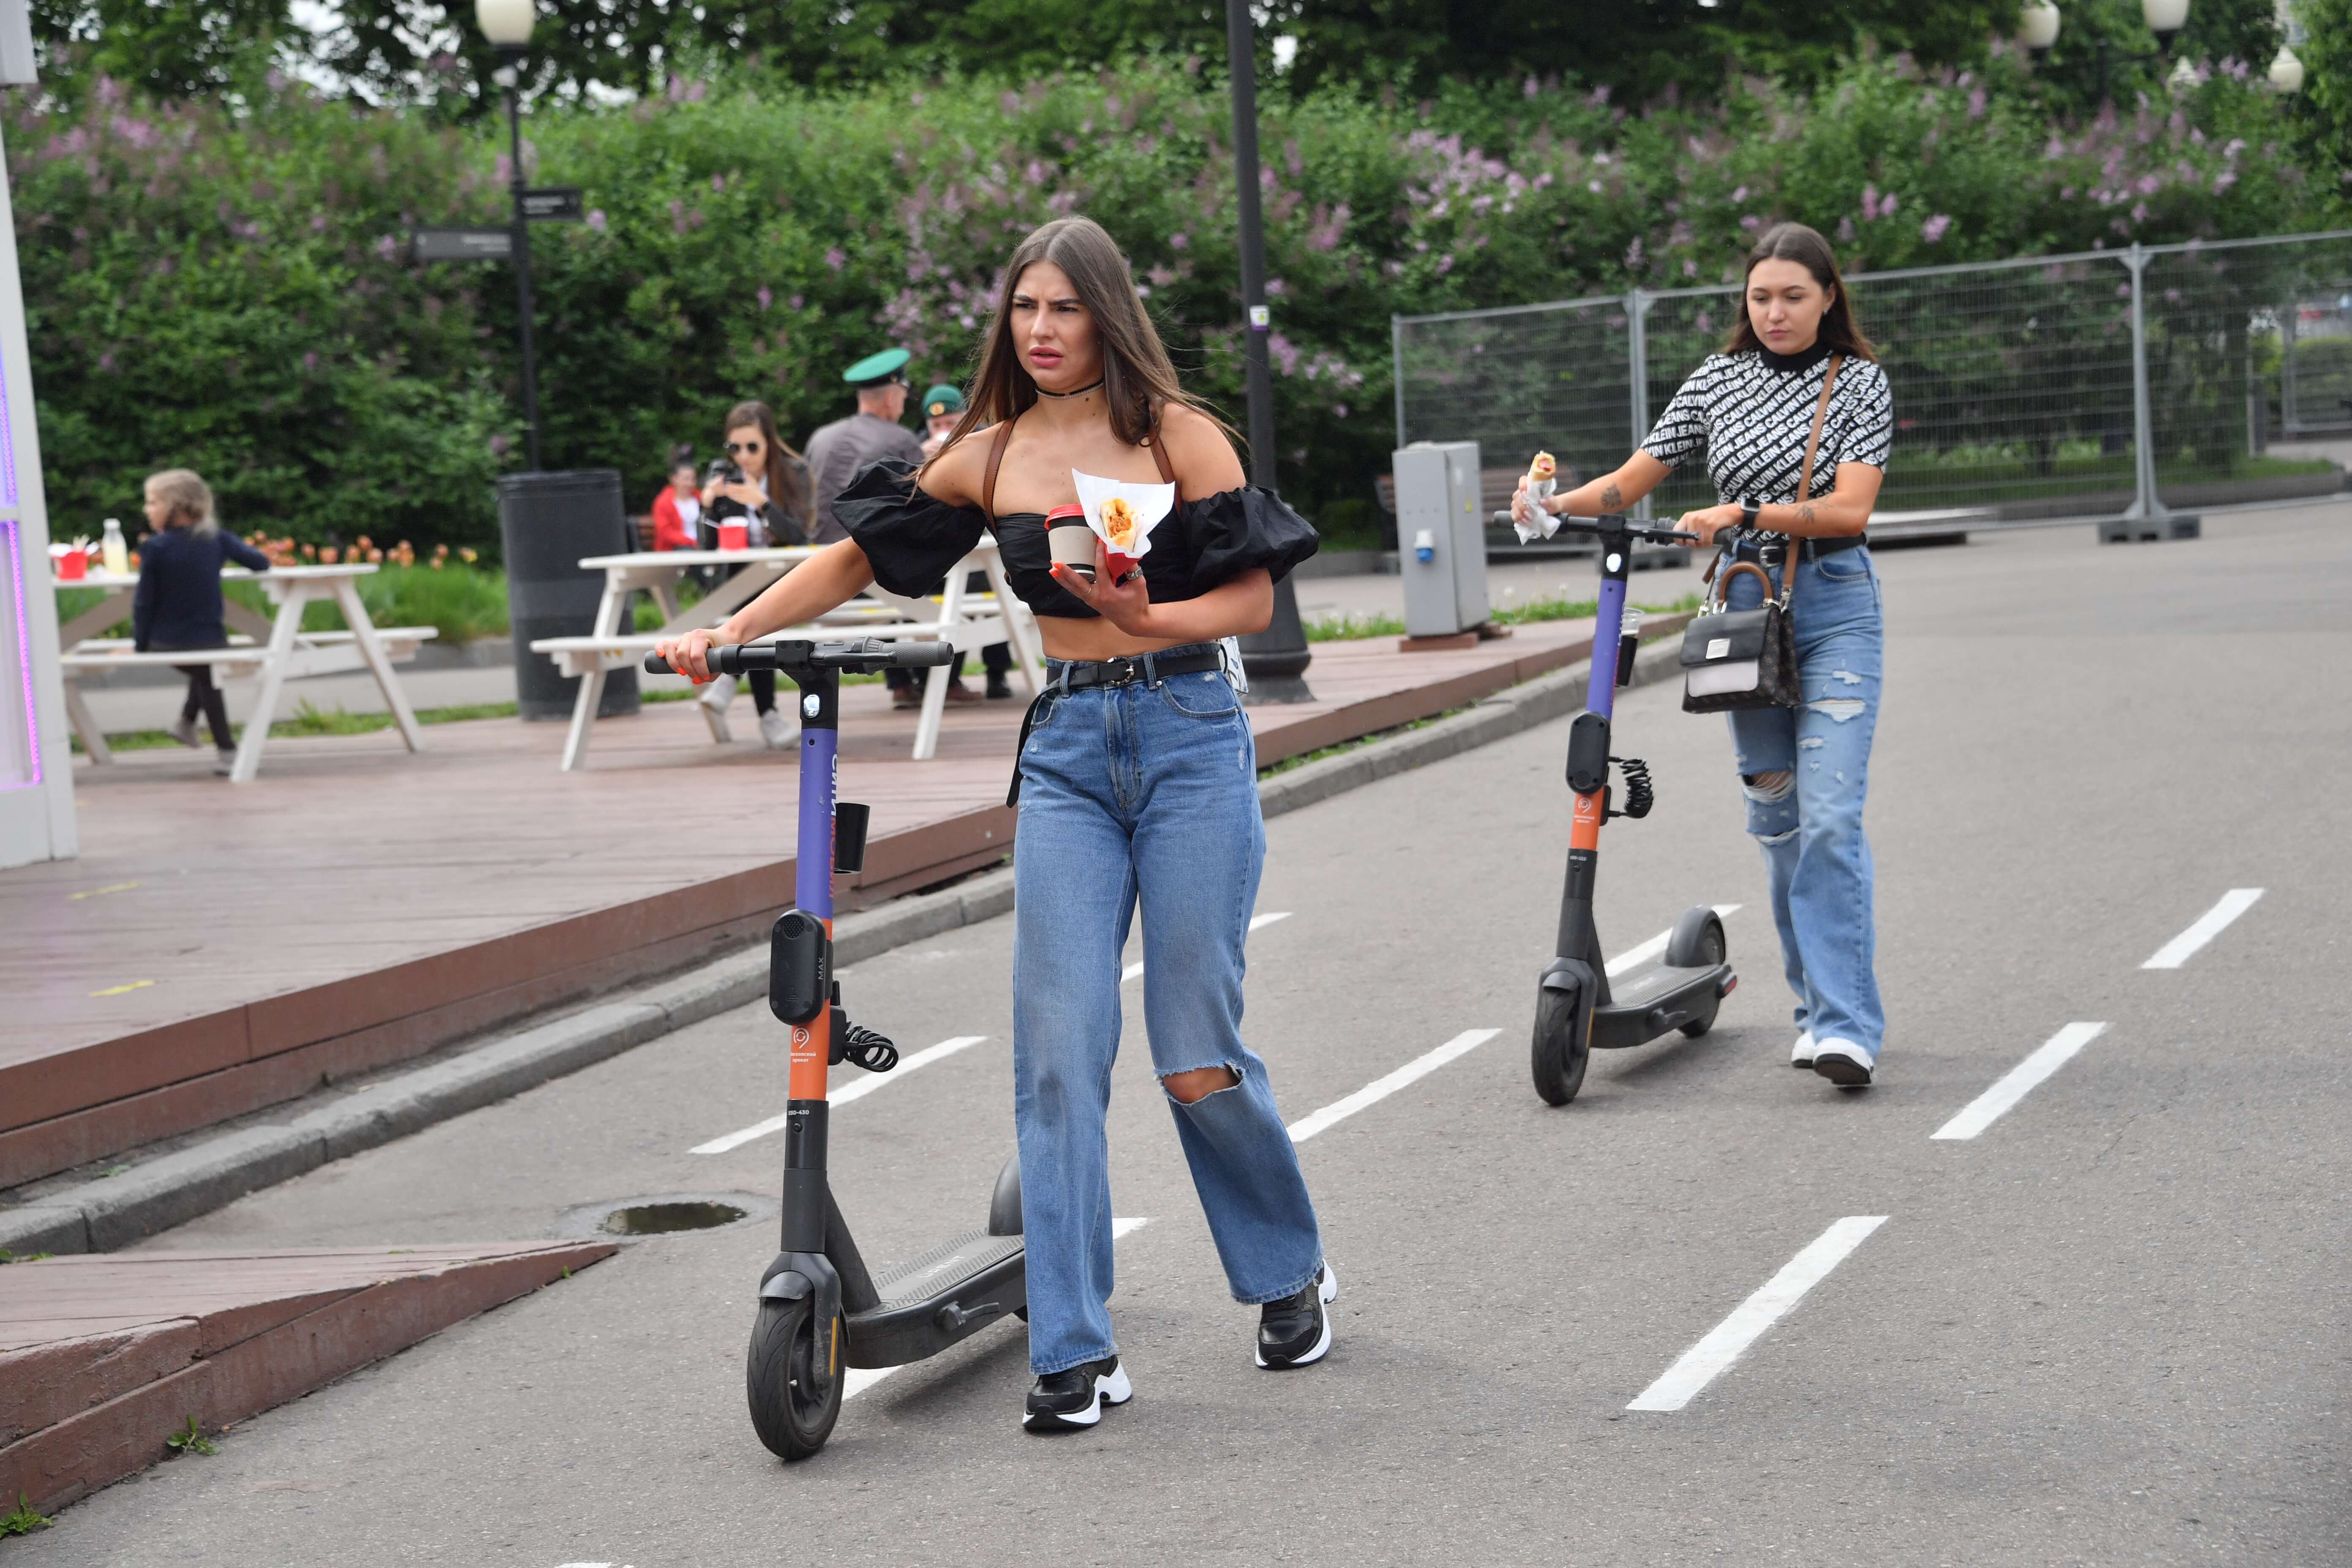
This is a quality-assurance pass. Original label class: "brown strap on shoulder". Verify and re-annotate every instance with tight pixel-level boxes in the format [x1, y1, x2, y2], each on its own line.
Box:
[981, 414, 1016, 522]
[1142, 408, 1176, 487]
[1778, 354, 1842, 606]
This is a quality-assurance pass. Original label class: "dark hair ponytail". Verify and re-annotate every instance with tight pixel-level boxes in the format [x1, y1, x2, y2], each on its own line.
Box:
[1725, 222, 1877, 362]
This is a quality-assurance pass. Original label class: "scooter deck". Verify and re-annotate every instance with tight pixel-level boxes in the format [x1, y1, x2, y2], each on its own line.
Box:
[844, 1229, 1025, 1369]
[1591, 957, 1734, 1050]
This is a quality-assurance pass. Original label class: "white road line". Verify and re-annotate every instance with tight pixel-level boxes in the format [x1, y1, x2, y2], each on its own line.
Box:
[1604, 904, 1743, 977]
[1124, 911, 1292, 983]
[844, 1218, 1151, 1402]
[690, 1036, 989, 1155]
[1285, 1029, 1500, 1145]
[1626, 1216, 1887, 1413]
[2142, 888, 2264, 970]
[1930, 1022, 2108, 1142]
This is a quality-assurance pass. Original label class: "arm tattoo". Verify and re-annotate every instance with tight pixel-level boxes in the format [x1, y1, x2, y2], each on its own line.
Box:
[1598, 482, 1623, 511]
[1796, 503, 1817, 531]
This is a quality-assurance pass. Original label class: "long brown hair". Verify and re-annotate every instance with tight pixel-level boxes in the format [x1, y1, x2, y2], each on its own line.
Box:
[1724, 222, 1878, 362]
[721, 400, 812, 526]
[924, 216, 1234, 472]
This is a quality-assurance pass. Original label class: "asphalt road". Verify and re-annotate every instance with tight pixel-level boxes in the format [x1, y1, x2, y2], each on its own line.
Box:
[15, 506, 2349, 1566]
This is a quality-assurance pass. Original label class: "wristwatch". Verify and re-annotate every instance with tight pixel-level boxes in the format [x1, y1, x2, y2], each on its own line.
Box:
[1739, 497, 1761, 532]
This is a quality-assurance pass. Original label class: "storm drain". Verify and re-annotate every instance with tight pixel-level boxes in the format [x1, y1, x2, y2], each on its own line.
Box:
[558, 1191, 774, 1241]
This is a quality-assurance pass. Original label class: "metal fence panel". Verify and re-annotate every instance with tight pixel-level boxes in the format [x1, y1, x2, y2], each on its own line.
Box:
[1395, 231, 2352, 528]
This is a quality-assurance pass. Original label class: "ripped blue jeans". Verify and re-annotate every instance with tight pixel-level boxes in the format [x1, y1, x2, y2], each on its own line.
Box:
[1721, 547, 1885, 1056]
[1011, 648, 1324, 1375]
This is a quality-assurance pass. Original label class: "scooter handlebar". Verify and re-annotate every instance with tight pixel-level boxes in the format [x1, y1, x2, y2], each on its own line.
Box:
[643, 638, 958, 677]
[1489, 509, 1699, 544]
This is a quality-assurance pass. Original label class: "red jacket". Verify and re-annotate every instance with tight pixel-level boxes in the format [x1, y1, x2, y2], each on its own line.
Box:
[651, 487, 702, 551]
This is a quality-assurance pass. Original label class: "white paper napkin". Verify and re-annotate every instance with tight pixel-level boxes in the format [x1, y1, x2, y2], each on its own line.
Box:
[1071, 469, 1177, 561]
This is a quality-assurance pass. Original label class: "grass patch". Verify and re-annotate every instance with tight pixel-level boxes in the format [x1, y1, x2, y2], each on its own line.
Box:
[0, 1249, 54, 1264]
[1306, 589, 1697, 641]
[2, 1491, 52, 1537]
[163, 1416, 218, 1458]
[1259, 705, 1469, 777]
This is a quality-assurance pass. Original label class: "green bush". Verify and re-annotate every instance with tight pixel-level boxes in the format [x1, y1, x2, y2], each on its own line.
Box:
[13, 54, 2331, 555]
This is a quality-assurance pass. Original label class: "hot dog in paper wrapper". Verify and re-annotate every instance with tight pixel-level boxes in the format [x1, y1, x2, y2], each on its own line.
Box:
[1071, 469, 1176, 577]
[1514, 450, 1561, 545]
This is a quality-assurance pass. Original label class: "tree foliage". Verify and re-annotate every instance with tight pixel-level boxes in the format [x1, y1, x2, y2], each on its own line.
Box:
[11, 52, 2325, 557]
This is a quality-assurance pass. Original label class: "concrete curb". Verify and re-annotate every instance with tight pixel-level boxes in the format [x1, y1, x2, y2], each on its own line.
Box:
[0, 636, 1667, 1259]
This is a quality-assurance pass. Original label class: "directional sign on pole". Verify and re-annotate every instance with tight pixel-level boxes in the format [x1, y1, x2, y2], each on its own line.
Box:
[412, 226, 514, 263]
[520, 187, 584, 222]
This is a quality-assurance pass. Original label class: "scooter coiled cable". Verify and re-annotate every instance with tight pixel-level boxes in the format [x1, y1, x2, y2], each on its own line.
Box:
[839, 1020, 899, 1074]
[1609, 756, 1654, 819]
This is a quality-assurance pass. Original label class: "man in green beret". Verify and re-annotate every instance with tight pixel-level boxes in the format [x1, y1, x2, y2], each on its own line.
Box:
[803, 348, 927, 547]
[805, 351, 988, 706]
[918, 382, 966, 460]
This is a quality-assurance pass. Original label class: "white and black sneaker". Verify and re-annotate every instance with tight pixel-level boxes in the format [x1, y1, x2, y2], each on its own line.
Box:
[1255, 1264, 1338, 1369]
[1790, 1030, 1816, 1070]
[1811, 1038, 1875, 1087]
[1022, 1354, 1132, 1432]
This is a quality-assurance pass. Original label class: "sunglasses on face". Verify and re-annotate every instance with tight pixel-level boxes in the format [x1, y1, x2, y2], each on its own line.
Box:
[726, 440, 763, 456]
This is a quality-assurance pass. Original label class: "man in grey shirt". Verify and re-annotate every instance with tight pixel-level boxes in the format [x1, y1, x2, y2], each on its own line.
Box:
[803, 347, 927, 544]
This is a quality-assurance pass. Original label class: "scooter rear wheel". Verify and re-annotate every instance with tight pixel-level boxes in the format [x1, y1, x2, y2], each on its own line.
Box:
[1531, 983, 1590, 1106]
[747, 1298, 844, 1460]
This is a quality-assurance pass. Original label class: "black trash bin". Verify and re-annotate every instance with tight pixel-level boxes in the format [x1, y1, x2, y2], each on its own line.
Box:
[498, 469, 640, 721]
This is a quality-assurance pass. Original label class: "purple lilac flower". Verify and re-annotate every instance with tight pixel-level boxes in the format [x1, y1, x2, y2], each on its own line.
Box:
[1921, 214, 1953, 243]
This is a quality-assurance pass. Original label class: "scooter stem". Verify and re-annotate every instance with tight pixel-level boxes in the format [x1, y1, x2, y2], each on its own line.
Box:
[780, 669, 841, 1258]
[1584, 531, 1631, 721]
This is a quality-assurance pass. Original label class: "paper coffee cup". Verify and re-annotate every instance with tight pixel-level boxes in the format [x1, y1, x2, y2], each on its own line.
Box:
[717, 521, 749, 550]
[1048, 522, 1098, 580]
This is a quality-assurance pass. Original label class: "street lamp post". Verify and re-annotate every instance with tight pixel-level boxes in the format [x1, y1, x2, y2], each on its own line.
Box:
[1223, 0, 1313, 700]
[476, 0, 543, 472]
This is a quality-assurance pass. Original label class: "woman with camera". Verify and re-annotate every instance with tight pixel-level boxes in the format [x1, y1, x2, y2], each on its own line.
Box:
[699, 401, 814, 749]
[1515, 221, 1893, 1088]
[658, 216, 1331, 1433]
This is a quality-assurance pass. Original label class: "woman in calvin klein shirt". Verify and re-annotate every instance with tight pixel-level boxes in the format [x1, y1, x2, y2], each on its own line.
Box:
[1515, 221, 1894, 1089]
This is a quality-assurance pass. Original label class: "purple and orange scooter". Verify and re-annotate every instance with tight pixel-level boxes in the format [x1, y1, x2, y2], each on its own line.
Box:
[1496, 511, 1740, 1104]
[647, 637, 1028, 1461]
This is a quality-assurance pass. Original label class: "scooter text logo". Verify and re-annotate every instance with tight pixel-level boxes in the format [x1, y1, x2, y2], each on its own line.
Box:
[790, 1025, 815, 1064]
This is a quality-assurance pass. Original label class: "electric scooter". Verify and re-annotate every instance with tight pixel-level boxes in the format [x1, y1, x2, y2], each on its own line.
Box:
[1494, 512, 1740, 1105]
[645, 637, 1029, 1461]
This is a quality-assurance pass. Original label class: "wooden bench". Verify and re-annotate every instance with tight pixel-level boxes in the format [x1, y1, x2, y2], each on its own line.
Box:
[60, 627, 438, 767]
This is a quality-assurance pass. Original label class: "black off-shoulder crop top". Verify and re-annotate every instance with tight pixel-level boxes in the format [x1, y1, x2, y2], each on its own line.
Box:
[833, 449, 1319, 620]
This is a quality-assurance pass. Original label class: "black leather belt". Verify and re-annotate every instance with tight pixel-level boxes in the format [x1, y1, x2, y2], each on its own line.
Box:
[1048, 646, 1225, 690]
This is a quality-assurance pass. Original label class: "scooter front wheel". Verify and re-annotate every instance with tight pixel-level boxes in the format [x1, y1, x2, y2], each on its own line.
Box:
[1530, 983, 1590, 1106]
[747, 1298, 844, 1460]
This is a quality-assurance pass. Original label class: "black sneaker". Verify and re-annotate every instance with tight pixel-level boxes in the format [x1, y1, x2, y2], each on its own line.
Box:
[986, 675, 1014, 700]
[1022, 1354, 1132, 1432]
[1255, 1263, 1339, 1369]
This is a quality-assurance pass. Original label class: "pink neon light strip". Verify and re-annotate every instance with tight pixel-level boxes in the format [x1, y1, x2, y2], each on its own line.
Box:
[3, 518, 35, 789]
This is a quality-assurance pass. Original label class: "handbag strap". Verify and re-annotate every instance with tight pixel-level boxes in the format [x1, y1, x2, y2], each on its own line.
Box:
[1779, 353, 1843, 608]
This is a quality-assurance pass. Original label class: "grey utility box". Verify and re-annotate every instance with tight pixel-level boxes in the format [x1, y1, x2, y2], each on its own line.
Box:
[1392, 441, 1489, 639]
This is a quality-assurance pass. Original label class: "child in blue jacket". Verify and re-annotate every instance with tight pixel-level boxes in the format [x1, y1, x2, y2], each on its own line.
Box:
[132, 469, 270, 775]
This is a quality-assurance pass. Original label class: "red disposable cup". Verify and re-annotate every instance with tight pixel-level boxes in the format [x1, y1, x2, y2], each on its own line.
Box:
[717, 521, 749, 550]
[55, 548, 87, 581]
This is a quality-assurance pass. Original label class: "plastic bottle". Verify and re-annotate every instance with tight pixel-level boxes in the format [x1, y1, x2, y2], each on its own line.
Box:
[100, 517, 129, 576]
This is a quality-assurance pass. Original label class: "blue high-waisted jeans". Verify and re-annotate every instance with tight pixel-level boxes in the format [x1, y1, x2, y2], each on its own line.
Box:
[1011, 645, 1325, 1375]
[1720, 546, 1886, 1058]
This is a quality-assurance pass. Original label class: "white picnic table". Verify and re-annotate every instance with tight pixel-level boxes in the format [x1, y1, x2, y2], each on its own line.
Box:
[530, 542, 1042, 770]
[52, 562, 435, 783]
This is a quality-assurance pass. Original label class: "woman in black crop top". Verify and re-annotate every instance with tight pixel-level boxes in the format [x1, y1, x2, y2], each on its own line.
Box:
[657, 216, 1333, 1431]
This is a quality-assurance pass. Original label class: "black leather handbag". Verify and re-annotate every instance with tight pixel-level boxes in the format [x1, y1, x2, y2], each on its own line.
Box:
[1680, 354, 1840, 713]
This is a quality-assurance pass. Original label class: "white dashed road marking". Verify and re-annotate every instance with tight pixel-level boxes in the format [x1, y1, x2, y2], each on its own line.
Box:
[1930, 1022, 2109, 1142]
[1604, 904, 1743, 977]
[1626, 1216, 1888, 1412]
[2142, 888, 2263, 969]
[1285, 1029, 1500, 1145]
[691, 1037, 990, 1154]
